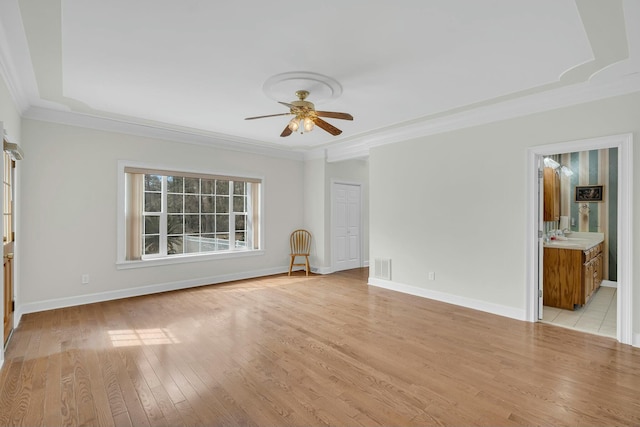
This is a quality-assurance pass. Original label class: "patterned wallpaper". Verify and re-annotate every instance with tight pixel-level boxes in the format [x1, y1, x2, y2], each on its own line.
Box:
[558, 148, 618, 281]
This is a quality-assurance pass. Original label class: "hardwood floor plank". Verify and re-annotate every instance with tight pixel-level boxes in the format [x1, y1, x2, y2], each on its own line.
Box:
[0, 358, 23, 426]
[2, 268, 640, 426]
[42, 352, 63, 427]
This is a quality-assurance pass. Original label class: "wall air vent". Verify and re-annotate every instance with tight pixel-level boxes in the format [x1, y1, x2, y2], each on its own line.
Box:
[374, 258, 391, 281]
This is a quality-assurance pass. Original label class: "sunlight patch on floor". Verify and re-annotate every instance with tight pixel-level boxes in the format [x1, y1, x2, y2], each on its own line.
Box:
[108, 328, 180, 347]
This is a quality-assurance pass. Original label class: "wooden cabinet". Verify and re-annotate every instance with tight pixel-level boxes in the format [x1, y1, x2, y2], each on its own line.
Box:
[543, 242, 603, 310]
[582, 244, 603, 305]
[543, 167, 560, 221]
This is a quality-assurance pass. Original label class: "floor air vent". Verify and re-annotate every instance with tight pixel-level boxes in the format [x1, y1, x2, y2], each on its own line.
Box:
[374, 258, 391, 280]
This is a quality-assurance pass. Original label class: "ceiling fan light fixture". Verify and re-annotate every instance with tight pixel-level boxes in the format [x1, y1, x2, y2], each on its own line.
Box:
[288, 117, 300, 132]
[303, 117, 315, 132]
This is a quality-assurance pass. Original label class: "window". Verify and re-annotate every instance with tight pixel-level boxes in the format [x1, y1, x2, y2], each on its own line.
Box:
[119, 164, 262, 266]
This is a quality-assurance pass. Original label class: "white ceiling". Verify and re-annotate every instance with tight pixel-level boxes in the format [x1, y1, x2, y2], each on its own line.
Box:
[1, 0, 639, 156]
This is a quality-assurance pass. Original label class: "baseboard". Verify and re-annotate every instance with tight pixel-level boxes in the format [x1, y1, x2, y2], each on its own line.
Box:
[368, 277, 527, 321]
[634, 333, 640, 348]
[17, 266, 290, 317]
[600, 280, 617, 288]
[310, 266, 333, 275]
[363, 260, 370, 267]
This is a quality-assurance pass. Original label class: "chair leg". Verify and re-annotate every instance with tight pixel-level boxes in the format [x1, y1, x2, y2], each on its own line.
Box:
[288, 255, 294, 276]
[305, 255, 310, 276]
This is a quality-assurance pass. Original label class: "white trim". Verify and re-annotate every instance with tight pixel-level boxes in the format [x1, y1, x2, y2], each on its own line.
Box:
[525, 133, 633, 346]
[368, 277, 527, 321]
[17, 266, 289, 317]
[600, 280, 617, 289]
[117, 249, 265, 270]
[634, 333, 640, 347]
[0, 0, 36, 112]
[326, 74, 640, 161]
[23, 106, 305, 161]
[310, 266, 333, 275]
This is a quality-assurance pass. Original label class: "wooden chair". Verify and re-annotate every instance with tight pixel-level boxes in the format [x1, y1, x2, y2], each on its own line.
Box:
[289, 229, 312, 276]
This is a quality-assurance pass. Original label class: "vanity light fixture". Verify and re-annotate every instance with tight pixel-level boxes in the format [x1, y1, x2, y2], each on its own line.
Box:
[560, 166, 574, 177]
[544, 157, 573, 176]
[543, 157, 560, 169]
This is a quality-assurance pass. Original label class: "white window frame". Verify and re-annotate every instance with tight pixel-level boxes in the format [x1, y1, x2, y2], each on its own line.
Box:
[116, 161, 264, 269]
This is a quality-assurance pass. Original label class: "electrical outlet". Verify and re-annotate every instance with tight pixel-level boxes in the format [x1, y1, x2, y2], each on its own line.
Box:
[428, 272, 435, 281]
[81, 274, 90, 285]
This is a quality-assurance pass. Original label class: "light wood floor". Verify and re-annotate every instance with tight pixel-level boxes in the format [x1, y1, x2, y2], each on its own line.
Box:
[1, 268, 640, 426]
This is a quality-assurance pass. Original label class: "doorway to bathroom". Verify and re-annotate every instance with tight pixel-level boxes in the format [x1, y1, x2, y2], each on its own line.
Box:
[540, 148, 617, 337]
[526, 133, 633, 345]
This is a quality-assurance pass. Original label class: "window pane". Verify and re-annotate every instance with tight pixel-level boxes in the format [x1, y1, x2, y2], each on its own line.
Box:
[167, 214, 184, 234]
[167, 194, 183, 213]
[235, 232, 246, 248]
[200, 234, 216, 252]
[144, 236, 159, 255]
[185, 215, 200, 233]
[185, 178, 199, 193]
[233, 181, 246, 195]
[216, 196, 229, 213]
[145, 215, 159, 234]
[216, 180, 229, 195]
[185, 235, 200, 253]
[185, 195, 199, 213]
[145, 175, 161, 191]
[216, 234, 230, 250]
[144, 192, 161, 213]
[235, 214, 246, 231]
[167, 176, 183, 193]
[233, 195, 245, 212]
[201, 179, 215, 195]
[216, 215, 229, 232]
[201, 214, 215, 233]
[167, 236, 184, 255]
[201, 196, 214, 213]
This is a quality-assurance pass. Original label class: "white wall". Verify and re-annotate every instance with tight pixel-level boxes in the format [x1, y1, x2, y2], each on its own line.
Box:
[369, 92, 640, 337]
[303, 157, 326, 268]
[18, 119, 304, 311]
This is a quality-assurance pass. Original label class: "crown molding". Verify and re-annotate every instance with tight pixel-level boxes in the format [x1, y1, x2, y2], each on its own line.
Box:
[23, 106, 306, 161]
[326, 73, 640, 162]
[0, 1, 32, 112]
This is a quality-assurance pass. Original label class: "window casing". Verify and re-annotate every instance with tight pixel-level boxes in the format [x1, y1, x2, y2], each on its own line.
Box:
[119, 164, 262, 266]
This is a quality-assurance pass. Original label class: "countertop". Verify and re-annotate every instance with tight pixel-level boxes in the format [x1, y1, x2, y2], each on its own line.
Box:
[543, 232, 604, 251]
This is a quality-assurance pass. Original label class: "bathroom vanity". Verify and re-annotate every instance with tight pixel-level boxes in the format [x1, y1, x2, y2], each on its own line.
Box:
[543, 233, 604, 310]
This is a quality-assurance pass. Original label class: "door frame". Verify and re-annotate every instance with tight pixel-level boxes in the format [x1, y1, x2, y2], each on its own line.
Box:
[331, 180, 363, 273]
[525, 133, 633, 345]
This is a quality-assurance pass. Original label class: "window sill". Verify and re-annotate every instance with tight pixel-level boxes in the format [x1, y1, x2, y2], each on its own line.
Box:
[116, 249, 265, 270]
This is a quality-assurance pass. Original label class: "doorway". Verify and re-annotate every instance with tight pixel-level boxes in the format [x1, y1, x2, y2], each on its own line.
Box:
[332, 182, 362, 272]
[2, 134, 16, 347]
[526, 133, 633, 345]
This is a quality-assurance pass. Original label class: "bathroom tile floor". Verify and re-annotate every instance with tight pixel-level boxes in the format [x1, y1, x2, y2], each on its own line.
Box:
[542, 285, 617, 338]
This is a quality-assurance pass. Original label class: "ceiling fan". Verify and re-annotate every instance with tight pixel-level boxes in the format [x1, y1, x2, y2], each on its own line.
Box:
[245, 90, 353, 137]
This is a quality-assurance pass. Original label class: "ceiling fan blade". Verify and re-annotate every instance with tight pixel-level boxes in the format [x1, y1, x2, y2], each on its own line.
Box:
[316, 111, 354, 121]
[245, 112, 292, 120]
[314, 118, 342, 136]
[278, 101, 295, 108]
[280, 125, 293, 137]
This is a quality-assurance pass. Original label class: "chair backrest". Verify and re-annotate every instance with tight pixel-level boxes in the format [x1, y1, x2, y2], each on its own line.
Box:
[290, 229, 312, 255]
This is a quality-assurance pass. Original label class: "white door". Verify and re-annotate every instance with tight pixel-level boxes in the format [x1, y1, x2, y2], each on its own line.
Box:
[333, 183, 361, 272]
